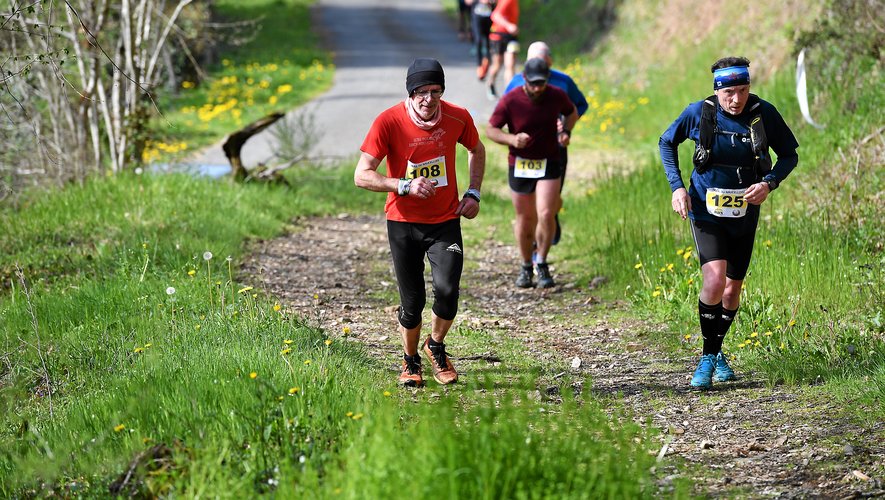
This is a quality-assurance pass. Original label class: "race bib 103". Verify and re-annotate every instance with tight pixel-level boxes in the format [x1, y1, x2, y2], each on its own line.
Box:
[513, 156, 547, 179]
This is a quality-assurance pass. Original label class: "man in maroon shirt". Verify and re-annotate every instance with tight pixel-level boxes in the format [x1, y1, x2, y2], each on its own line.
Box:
[487, 58, 578, 288]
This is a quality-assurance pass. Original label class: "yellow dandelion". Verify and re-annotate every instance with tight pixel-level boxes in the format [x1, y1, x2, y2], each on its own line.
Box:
[638, 97, 650, 105]
[788, 319, 797, 327]
[750, 332, 758, 338]
[683, 250, 693, 261]
[188, 269, 196, 277]
[304, 360, 311, 365]
[754, 340, 761, 347]
[114, 424, 125, 432]
[652, 290, 662, 297]
[144, 343, 152, 348]
[325, 339, 332, 346]
[780, 342, 786, 350]
[313, 294, 319, 300]
[764, 240, 772, 248]
[659, 267, 666, 273]
[195, 325, 201, 330]
[284, 339, 293, 345]
[634, 263, 643, 269]
[677, 249, 685, 256]
[342, 326, 351, 335]
[666, 263, 674, 271]
[238, 286, 253, 294]
[687, 279, 694, 285]
[764, 331, 772, 336]
[222, 58, 231, 66]
[268, 95, 278, 105]
[352, 413, 364, 420]
[738, 343, 746, 349]
[278, 396, 284, 401]
[683, 334, 691, 340]
[134, 347, 144, 353]
[249, 372, 258, 379]
[142, 437, 152, 444]
[273, 304, 281, 312]
[345, 411, 353, 417]
[383, 391, 392, 397]
[181, 81, 195, 89]
[289, 387, 300, 394]
[281, 348, 292, 355]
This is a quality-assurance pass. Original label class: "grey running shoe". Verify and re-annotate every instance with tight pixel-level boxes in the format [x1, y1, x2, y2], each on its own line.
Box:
[515, 264, 534, 288]
[536, 262, 555, 288]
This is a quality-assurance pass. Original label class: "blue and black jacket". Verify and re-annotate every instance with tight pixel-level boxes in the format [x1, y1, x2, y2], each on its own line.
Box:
[659, 96, 799, 232]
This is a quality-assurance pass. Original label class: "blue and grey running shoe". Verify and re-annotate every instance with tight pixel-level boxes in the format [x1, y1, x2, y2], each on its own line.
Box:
[690, 354, 716, 388]
[713, 352, 736, 382]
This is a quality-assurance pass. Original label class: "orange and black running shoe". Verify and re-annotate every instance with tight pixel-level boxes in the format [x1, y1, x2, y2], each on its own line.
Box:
[398, 354, 424, 387]
[422, 337, 458, 385]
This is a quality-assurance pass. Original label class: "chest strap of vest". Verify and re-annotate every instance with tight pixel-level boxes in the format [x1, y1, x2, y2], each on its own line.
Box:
[693, 94, 769, 177]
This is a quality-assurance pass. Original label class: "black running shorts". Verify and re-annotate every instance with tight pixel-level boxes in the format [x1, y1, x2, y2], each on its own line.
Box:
[690, 218, 758, 280]
[508, 157, 562, 194]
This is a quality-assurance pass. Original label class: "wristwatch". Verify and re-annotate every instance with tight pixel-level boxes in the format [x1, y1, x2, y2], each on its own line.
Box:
[464, 188, 481, 202]
[764, 177, 779, 191]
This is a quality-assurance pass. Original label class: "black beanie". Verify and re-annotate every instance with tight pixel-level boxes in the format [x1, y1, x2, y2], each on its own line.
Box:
[406, 58, 445, 94]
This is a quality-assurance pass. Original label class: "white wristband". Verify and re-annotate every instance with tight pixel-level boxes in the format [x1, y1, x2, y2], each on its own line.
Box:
[397, 178, 412, 196]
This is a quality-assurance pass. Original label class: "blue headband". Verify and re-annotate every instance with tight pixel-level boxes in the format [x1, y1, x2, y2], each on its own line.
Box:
[713, 65, 750, 89]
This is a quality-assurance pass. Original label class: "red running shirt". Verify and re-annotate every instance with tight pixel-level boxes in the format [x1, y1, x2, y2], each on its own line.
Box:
[489, 85, 575, 162]
[361, 100, 480, 224]
[490, 0, 519, 36]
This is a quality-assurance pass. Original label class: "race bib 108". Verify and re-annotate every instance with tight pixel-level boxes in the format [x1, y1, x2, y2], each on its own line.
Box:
[406, 156, 447, 187]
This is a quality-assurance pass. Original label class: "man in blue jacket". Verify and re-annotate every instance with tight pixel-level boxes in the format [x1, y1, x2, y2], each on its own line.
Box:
[659, 56, 799, 389]
[505, 41, 588, 245]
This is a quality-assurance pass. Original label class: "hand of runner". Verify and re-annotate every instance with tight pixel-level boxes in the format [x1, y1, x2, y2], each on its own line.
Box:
[456, 196, 480, 219]
[671, 187, 691, 220]
[743, 182, 770, 205]
[511, 132, 530, 149]
[409, 177, 437, 199]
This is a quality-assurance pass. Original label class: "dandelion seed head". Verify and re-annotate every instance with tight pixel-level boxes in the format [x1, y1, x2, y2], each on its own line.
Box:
[166, 287, 176, 295]
[203, 251, 213, 261]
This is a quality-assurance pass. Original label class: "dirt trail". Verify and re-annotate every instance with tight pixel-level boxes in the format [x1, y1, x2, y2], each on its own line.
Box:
[242, 215, 884, 498]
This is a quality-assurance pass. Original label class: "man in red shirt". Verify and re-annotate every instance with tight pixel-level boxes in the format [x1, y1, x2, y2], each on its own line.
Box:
[354, 58, 486, 387]
[487, 58, 578, 289]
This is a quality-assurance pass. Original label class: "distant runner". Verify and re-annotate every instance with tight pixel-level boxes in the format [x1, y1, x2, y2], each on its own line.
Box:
[354, 58, 486, 387]
[659, 56, 799, 389]
[485, 0, 519, 100]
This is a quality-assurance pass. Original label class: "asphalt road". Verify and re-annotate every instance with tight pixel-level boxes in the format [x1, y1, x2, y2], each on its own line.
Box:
[192, 0, 498, 169]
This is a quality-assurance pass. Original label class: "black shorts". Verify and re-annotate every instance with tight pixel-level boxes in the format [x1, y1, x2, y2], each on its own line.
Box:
[387, 218, 464, 326]
[508, 158, 562, 194]
[690, 218, 758, 280]
[489, 32, 519, 56]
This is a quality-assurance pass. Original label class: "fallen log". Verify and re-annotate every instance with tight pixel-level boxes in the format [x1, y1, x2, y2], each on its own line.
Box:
[222, 112, 285, 182]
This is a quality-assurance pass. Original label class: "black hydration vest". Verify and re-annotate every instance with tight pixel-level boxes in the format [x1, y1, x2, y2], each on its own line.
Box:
[692, 94, 772, 179]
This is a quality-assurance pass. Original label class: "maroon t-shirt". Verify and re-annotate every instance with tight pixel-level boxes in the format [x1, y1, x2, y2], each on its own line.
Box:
[489, 85, 575, 162]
